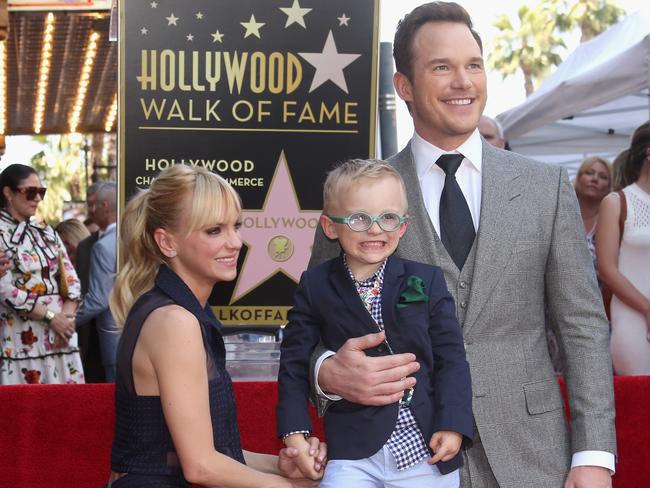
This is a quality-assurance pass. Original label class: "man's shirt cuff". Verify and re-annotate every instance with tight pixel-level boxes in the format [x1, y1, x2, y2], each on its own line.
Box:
[313, 350, 342, 401]
[571, 451, 616, 474]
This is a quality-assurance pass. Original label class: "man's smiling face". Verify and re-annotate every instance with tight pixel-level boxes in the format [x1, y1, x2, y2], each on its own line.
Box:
[395, 21, 487, 150]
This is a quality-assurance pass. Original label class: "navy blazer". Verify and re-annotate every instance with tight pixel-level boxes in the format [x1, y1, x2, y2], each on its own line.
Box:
[277, 254, 473, 473]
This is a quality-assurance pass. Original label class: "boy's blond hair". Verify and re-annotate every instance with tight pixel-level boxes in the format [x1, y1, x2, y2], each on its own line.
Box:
[323, 159, 408, 213]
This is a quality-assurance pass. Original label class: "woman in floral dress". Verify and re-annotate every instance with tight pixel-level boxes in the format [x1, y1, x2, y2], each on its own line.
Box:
[0, 164, 84, 384]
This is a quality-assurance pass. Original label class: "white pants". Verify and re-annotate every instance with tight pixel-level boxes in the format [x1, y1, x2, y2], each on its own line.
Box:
[320, 445, 460, 488]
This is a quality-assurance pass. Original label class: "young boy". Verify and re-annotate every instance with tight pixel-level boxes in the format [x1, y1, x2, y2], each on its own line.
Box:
[277, 159, 473, 487]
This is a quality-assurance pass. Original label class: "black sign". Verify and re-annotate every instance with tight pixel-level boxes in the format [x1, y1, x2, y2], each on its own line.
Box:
[119, 0, 379, 326]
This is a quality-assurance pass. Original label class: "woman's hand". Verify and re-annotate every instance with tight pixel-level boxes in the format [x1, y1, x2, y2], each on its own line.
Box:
[278, 436, 327, 480]
[0, 250, 11, 277]
[49, 312, 75, 347]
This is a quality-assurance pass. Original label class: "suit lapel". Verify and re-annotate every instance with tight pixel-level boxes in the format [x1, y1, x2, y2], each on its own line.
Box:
[380, 255, 406, 337]
[328, 256, 380, 335]
[390, 145, 440, 266]
[463, 144, 524, 334]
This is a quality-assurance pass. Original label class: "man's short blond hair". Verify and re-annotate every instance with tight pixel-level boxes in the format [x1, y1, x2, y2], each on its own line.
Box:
[323, 159, 408, 214]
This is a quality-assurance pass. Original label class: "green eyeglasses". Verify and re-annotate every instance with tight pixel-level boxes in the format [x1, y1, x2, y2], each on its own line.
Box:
[328, 211, 408, 232]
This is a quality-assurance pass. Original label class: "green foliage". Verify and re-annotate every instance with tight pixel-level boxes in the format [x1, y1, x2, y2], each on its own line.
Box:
[489, 4, 566, 96]
[489, 0, 625, 96]
[30, 135, 86, 226]
[548, 0, 625, 41]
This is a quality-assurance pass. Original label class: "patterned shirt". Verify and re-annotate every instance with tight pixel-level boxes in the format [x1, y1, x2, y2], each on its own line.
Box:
[344, 255, 430, 470]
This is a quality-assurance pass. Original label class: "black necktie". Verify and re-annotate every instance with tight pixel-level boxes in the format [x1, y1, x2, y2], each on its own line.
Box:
[436, 154, 476, 269]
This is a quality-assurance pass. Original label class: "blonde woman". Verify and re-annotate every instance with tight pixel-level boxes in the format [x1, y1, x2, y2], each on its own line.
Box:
[107, 165, 325, 487]
[573, 156, 611, 270]
[56, 218, 91, 269]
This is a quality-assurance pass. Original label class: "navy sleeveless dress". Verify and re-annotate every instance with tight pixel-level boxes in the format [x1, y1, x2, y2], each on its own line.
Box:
[110, 265, 245, 487]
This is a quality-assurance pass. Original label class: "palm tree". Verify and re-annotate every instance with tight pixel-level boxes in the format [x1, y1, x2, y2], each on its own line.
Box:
[547, 0, 625, 42]
[30, 135, 85, 225]
[489, 5, 566, 96]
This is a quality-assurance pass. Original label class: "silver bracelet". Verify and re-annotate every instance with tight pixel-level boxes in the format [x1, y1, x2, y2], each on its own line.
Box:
[281, 430, 311, 441]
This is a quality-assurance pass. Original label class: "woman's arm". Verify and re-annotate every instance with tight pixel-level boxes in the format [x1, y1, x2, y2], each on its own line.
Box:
[596, 193, 650, 318]
[140, 305, 308, 488]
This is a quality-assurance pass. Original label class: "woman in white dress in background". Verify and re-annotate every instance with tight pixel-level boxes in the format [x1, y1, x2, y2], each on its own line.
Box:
[597, 122, 650, 375]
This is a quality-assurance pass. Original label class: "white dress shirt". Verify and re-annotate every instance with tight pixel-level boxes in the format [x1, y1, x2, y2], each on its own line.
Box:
[411, 128, 483, 237]
[97, 222, 116, 239]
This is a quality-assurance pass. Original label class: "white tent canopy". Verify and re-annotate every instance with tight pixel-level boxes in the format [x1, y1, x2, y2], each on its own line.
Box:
[497, 10, 650, 177]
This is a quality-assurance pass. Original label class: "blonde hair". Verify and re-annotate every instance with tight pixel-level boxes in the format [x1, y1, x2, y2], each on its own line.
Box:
[55, 218, 91, 249]
[110, 165, 241, 328]
[323, 159, 407, 213]
[574, 156, 612, 196]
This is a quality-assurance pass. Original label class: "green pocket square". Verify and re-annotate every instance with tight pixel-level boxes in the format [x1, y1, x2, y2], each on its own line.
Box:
[396, 275, 428, 309]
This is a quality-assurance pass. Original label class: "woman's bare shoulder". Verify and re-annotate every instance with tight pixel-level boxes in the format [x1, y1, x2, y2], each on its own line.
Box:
[140, 304, 202, 349]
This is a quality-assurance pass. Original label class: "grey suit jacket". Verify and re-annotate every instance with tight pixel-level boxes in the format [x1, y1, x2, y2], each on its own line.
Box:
[309, 141, 616, 486]
[76, 227, 117, 338]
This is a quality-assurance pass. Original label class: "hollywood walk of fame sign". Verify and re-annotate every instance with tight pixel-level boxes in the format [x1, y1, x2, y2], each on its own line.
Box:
[119, 0, 379, 327]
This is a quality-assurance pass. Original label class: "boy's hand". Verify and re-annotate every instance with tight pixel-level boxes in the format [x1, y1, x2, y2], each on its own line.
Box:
[281, 434, 325, 480]
[428, 431, 462, 465]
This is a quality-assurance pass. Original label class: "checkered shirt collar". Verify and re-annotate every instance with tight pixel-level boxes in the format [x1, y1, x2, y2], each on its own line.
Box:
[343, 254, 387, 288]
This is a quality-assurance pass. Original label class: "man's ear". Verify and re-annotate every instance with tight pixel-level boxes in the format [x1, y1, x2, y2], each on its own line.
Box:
[153, 228, 178, 259]
[394, 71, 414, 103]
[320, 214, 339, 241]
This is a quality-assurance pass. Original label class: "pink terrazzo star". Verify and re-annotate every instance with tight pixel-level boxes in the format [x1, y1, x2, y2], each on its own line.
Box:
[231, 151, 322, 302]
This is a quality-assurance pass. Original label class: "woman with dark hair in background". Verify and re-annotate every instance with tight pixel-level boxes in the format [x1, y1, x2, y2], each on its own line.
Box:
[0, 163, 84, 384]
[574, 156, 612, 271]
[597, 121, 650, 375]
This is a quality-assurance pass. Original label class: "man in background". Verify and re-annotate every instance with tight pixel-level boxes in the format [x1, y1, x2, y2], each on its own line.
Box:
[76, 182, 118, 382]
[75, 182, 104, 382]
[478, 115, 506, 149]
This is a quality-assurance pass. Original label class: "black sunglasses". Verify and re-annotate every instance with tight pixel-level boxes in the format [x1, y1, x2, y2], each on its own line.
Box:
[16, 186, 47, 201]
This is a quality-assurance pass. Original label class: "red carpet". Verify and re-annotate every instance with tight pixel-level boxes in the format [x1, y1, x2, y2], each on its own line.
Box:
[0, 378, 646, 487]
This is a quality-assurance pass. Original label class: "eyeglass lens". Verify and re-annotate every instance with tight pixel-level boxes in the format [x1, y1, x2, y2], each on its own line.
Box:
[349, 212, 401, 231]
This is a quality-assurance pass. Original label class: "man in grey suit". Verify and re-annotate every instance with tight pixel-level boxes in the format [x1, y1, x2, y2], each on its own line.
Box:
[76, 182, 118, 382]
[310, 3, 616, 487]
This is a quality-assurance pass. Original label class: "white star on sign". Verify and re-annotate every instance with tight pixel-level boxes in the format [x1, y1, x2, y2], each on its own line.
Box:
[140, 27, 148, 35]
[211, 30, 224, 43]
[150, 1, 157, 8]
[241, 14, 265, 39]
[337, 13, 350, 26]
[299, 30, 360, 93]
[279, 0, 311, 28]
[186, 33, 194, 41]
[166, 13, 179, 26]
[196, 12, 203, 20]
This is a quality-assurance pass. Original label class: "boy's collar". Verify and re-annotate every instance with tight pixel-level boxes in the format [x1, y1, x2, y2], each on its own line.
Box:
[342, 253, 387, 284]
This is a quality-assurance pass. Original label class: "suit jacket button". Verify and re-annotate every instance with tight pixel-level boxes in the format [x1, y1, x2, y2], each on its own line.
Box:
[459, 281, 468, 289]
[460, 300, 467, 308]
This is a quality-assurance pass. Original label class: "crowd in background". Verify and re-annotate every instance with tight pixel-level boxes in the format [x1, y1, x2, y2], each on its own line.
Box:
[0, 167, 117, 385]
